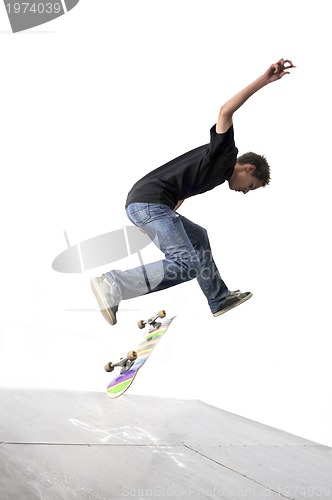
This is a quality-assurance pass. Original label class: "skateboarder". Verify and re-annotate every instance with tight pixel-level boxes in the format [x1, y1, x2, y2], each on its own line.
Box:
[92, 58, 295, 325]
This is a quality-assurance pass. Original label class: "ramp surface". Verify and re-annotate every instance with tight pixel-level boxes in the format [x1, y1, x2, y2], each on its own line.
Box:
[0, 388, 331, 499]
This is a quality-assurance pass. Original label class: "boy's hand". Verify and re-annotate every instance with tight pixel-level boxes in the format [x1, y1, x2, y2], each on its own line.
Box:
[264, 58, 296, 83]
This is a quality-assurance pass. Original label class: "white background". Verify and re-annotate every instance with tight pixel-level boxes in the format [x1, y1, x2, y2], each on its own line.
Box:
[0, 0, 331, 447]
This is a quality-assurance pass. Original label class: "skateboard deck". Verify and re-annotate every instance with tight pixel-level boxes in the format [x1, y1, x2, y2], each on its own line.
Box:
[105, 311, 175, 399]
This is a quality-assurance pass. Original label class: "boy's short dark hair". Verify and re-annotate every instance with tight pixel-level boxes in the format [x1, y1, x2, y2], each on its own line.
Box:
[237, 152, 271, 186]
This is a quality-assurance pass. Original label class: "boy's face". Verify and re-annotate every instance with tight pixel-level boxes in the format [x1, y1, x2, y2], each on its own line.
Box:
[228, 163, 263, 194]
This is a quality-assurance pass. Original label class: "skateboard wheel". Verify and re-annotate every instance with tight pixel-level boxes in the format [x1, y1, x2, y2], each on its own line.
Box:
[127, 350, 138, 361]
[137, 320, 145, 329]
[104, 362, 114, 373]
[158, 310, 166, 318]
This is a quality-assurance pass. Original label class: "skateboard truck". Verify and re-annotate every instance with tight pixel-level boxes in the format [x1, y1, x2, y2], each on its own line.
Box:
[104, 310, 167, 376]
[137, 309, 166, 330]
[104, 350, 138, 374]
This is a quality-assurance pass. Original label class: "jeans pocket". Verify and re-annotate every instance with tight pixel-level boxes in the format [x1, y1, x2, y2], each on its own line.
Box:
[126, 203, 151, 226]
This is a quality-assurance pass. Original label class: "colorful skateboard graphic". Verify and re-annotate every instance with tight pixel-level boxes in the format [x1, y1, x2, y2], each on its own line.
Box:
[105, 311, 175, 399]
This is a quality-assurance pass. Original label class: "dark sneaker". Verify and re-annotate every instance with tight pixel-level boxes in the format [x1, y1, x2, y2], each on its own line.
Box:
[213, 290, 252, 317]
[90, 275, 121, 326]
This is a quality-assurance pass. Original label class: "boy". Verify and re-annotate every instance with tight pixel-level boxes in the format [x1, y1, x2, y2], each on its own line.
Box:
[92, 58, 295, 325]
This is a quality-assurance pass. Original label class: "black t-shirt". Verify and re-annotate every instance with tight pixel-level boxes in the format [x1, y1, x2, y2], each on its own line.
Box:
[125, 125, 238, 209]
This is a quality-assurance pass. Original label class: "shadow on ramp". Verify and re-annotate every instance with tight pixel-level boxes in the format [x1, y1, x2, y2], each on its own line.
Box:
[0, 388, 331, 499]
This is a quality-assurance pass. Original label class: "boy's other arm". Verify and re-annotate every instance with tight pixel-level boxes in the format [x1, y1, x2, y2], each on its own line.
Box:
[174, 199, 185, 211]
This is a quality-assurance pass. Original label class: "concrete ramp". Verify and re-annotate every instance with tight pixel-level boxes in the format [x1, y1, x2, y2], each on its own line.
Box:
[0, 388, 331, 499]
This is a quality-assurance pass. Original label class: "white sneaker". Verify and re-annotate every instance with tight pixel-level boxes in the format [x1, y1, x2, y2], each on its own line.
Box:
[90, 275, 121, 326]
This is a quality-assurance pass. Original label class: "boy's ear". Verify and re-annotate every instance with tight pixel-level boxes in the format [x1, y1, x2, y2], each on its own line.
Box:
[246, 164, 256, 173]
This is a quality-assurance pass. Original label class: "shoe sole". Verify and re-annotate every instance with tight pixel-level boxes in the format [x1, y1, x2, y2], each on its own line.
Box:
[213, 292, 253, 317]
[91, 278, 117, 326]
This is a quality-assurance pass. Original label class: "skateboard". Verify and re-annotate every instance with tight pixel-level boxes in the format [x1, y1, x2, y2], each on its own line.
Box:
[104, 310, 175, 398]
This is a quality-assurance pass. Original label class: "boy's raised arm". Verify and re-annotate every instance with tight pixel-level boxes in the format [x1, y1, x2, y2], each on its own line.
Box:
[216, 58, 296, 134]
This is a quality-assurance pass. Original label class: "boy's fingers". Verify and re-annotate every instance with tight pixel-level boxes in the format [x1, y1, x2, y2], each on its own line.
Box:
[281, 59, 296, 70]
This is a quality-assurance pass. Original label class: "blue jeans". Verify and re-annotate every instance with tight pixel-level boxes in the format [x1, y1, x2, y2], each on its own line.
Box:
[106, 203, 228, 313]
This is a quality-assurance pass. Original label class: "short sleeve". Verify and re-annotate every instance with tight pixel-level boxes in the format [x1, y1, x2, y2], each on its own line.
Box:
[208, 124, 236, 158]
